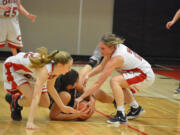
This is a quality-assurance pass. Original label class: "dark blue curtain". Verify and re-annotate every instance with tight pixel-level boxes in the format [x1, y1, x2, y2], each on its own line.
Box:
[113, 0, 180, 65]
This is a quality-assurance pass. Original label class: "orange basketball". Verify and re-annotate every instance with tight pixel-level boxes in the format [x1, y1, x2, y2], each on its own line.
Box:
[76, 101, 94, 121]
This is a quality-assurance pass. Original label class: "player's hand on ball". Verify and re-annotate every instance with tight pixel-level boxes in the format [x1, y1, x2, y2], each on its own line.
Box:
[88, 97, 96, 113]
[75, 97, 84, 109]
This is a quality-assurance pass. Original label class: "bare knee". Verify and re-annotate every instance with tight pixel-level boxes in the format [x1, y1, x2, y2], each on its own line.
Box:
[110, 76, 122, 87]
[59, 92, 71, 105]
[110, 75, 128, 88]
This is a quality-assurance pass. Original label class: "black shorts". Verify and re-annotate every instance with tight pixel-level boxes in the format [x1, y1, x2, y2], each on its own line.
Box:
[49, 89, 89, 109]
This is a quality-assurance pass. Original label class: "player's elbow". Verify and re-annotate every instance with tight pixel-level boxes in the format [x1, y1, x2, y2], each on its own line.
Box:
[49, 109, 67, 121]
[49, 112, 63, 120]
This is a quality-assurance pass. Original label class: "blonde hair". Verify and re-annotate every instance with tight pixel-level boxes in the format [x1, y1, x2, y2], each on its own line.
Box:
[30, 47, 72, 68]
[101, 33, 125, 47]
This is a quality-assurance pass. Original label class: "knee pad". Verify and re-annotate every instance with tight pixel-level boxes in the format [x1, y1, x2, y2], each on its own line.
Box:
[88, 59, 98, 68]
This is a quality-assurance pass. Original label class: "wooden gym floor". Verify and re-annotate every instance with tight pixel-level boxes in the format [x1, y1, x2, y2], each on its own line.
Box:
[0, 62, 180, 135]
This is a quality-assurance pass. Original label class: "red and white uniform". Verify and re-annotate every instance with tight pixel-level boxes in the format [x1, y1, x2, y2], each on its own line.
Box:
[112, 44, 155, 93]
[3, 52, 55, 94]
[0, 0, 23, 49]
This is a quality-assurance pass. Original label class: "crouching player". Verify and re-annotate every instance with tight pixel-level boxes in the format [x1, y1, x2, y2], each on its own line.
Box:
[49, 69, 94, 120]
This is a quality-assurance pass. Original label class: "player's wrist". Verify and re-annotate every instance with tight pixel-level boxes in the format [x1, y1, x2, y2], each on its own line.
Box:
[90, 94, 96, 100]
[26, 13, 31, 17]
[79, 96, 84, 101]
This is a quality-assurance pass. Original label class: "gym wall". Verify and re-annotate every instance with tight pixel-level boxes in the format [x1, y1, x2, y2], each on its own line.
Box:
[0, 0, 114, 56]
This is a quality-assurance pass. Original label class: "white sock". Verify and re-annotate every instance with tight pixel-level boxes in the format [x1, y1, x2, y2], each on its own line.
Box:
[130, 100, 139, 108]
[117, 106, 125, 116]
[17, 95, 23, 107]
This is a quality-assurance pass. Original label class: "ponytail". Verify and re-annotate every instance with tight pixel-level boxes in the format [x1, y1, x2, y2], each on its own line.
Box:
[30, 47, 72, 69]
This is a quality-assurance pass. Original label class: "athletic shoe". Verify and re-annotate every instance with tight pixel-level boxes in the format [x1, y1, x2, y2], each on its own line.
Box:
[107, 111, 127, 124]
[11, 93, 23, 121]
[5, 93, 12, 104]
[174, 87, 180, 94]
[126, 106, 145, 120]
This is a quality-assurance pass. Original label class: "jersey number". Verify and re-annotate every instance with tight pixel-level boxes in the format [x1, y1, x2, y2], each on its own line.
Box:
[127, 48, 142, 61]
[24, 52, 34, 58]
[4, 7, 17, 17]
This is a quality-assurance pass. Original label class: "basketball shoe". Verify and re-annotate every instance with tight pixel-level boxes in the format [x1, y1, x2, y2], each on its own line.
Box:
[5, 93, 12, 104]
[174, 86, 180, 94]
[126, 106, 145, 120]
[5, 93, 23, 121]
[107, 111, 127, 124]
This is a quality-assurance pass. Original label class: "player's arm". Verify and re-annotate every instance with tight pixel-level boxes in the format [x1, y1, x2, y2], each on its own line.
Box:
[80, 56, 124, 100]
[50, 112, 82, 120]
[88, 56, 110, 78]
[49, 103, 82, 120]
[79, 64, 92, 80]
[171, 9, 180, 24]
[18, 0, 36, 22]
[47, 77, 78, 114]
[166, 9, 180, 29]
[26, 67, 49, 129]
[49, 92, 87, 120]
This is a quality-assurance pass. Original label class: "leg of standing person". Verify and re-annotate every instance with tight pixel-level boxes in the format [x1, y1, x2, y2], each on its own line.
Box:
[8, 17, 23, 56]
[10, 48, 18, 56]
[174, 82, 180, 94]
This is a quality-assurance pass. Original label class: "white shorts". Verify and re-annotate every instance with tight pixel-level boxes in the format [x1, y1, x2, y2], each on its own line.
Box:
[122, 68, 155, 93]
[0, 17, 23, 49]
[3, 62, 47, 94]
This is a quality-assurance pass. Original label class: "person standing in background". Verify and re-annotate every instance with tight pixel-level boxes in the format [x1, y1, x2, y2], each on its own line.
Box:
[166, 8, 180, 94]
[166, 9, 180, 29]
[0, 0, 36, 55]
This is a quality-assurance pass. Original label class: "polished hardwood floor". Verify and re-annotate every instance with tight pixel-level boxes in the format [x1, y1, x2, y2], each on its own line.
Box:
[0, 63, 180, 135]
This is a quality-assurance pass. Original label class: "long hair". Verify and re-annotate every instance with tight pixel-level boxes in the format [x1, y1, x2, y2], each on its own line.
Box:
[101, 33, 125, 47]
[55, 69, 79, 92]
[30, 47, 72, 68]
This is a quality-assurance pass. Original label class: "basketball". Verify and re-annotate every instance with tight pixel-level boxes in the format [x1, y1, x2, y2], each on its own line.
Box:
[76, 101, 94, 121]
